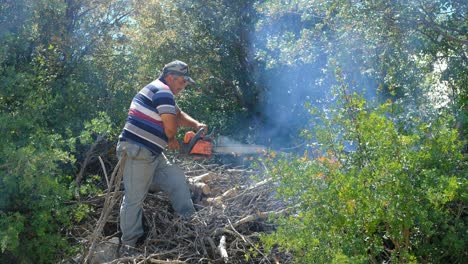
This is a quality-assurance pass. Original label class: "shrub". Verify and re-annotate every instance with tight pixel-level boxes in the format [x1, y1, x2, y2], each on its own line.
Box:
[0, 128, 76, 263]
[262, 89, 466, 263]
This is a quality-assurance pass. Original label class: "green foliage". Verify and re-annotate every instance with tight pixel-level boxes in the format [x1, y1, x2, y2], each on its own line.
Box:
[0, 0, 132, 261]
[0, 213, 25, 254]
[0, 126, 76, 263]
[262, 88, 466, 263]
[80, 111, 119, 144]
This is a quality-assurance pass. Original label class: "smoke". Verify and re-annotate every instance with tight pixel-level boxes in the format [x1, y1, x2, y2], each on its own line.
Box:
[246, 2, 378, 152]
[245, 6, 330, 151]
[253, 64, 330, 149]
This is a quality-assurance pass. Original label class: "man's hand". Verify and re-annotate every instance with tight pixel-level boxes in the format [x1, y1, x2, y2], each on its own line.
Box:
[167, 137, 180, 150]
[195, 123, 208, 135]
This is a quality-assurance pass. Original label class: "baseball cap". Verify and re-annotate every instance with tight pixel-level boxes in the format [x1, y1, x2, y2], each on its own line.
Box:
[162, 60, 195, 84]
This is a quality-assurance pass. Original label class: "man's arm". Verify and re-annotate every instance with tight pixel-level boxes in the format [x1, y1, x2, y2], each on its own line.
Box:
[176, 109, 207, 131]
[160, 113, 179, 150]
[160, 110, 206, 150]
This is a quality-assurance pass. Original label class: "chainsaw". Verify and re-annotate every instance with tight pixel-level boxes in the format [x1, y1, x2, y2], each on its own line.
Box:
[179, 128, 266, 158]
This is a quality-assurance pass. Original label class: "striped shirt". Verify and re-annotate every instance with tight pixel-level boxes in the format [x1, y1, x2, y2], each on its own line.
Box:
[119, 79, 177, 155]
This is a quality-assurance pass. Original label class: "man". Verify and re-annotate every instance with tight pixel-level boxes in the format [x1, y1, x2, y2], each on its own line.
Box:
[116, 60, 206, 247]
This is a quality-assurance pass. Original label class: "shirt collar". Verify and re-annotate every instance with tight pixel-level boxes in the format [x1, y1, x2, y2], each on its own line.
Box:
[159, 77, 168, 85]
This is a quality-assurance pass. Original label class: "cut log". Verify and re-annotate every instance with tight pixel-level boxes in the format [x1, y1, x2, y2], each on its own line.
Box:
[189, 181, 211, 202]
[188, 172, 216, 183]
[191, 182, 211, 195]
[206, 187, 238, 204]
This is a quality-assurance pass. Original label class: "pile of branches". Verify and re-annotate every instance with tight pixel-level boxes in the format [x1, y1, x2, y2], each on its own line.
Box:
[69, 155, 293, 264]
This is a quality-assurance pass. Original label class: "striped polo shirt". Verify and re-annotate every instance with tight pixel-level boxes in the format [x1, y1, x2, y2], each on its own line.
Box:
[119, 79, 177, 155]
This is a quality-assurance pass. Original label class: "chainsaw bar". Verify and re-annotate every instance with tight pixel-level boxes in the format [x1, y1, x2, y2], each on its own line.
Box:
[180, 128, 267, 157]
[212, 144, 266, 155]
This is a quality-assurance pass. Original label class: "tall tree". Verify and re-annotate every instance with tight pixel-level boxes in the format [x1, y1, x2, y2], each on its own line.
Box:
[254, 0, 467, 133]
[1, 1, 135, 262]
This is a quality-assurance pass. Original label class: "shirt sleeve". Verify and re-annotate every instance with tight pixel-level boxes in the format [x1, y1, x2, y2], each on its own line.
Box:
[153, 89, 176, 115]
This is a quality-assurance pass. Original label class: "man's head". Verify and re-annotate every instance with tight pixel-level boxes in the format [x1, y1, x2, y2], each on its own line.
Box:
[160, 60, 195, 95]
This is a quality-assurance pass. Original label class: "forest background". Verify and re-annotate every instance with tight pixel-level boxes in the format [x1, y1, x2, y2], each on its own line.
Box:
[0, 0, 466, 263]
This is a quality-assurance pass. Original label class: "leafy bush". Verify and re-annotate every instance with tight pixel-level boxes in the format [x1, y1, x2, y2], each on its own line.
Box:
[0, 126, 77, 263]
[261, 88, 466, 263]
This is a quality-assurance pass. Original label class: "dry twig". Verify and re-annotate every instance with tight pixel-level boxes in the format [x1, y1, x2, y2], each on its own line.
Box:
[83, 151, 126, 263]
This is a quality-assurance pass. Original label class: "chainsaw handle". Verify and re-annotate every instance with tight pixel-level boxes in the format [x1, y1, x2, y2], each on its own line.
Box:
[186, 127, 206, 153]
[205, 127, 216, 138]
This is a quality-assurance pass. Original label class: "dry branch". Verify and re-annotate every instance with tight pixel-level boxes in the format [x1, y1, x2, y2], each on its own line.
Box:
[67, 157, 292, 264]
[98, 156, 110, 189]
[218, 236, 229, 263]
[75, 134, 105, 198]
[188, 172, 216, 183]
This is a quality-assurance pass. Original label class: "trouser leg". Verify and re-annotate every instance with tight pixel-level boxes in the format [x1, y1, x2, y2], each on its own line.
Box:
[117, 141, 158, 246]
[151, 153, 195, 217]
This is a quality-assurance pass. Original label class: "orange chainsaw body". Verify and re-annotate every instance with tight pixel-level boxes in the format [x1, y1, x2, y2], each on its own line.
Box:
[184, 131, 213, 157]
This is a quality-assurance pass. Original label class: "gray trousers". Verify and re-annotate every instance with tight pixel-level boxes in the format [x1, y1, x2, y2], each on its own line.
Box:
[116, 141, 195, 246]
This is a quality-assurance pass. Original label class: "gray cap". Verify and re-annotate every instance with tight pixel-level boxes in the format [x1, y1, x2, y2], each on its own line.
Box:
[162, 60, 195, 84]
